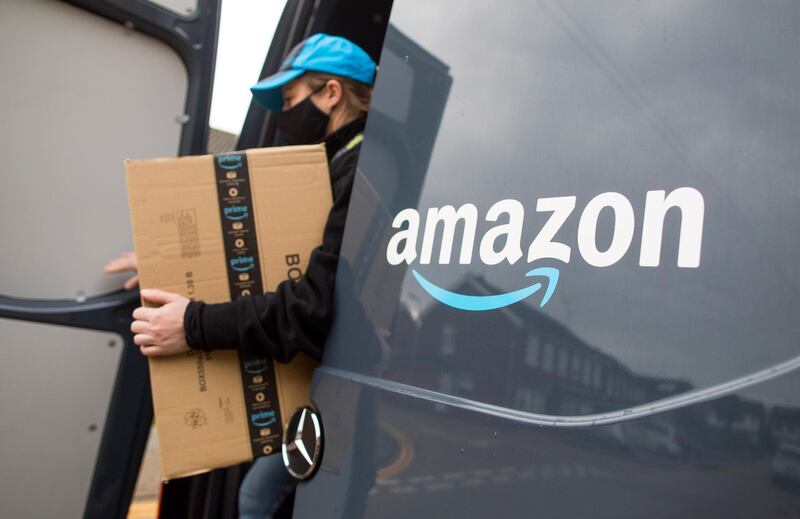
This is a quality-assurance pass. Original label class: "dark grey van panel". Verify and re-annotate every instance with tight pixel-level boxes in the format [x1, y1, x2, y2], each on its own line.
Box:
[296, 1, 800, 517]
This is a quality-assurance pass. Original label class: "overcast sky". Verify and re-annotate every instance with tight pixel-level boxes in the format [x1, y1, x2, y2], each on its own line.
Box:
[209, 0, 285, 134]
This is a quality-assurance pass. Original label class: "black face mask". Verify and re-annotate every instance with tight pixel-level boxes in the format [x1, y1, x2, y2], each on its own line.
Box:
[275, 93, 330, 146]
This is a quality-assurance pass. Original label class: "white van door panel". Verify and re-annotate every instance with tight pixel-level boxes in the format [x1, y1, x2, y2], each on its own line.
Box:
[0, 1, 220, 517]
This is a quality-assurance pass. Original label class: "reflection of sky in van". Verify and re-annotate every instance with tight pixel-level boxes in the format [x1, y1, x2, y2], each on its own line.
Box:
[373, 0, 800, 406]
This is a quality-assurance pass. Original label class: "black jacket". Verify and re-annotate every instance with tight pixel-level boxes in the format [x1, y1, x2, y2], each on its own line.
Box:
[183, 116, 366, 362]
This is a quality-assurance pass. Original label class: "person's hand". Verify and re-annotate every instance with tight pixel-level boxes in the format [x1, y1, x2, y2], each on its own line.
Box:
[105, 251, 139, 290]
[132, 289, 191, 357]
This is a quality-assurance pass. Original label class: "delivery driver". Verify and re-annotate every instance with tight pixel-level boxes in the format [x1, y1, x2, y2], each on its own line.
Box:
[105, 33, 376, 518]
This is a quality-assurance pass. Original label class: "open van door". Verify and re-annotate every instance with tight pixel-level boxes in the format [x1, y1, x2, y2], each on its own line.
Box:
[1, 1, 397, 516]
[0, 1, 220, 517]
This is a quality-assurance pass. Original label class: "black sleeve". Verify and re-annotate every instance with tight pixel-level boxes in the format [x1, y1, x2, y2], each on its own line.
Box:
[183, 152, 357, 363]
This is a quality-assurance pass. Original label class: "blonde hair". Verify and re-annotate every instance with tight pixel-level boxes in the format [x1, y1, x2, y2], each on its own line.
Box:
[302, 71, 372, 128]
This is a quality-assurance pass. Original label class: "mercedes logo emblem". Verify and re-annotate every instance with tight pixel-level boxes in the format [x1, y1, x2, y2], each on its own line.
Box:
[282, 406, 323, 480]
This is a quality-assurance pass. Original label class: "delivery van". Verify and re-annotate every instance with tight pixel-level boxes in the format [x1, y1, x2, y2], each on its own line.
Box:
[2, 0, 800, 518]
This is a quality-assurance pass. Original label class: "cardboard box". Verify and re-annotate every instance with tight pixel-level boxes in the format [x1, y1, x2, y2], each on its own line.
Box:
[125, 144, 331, 480]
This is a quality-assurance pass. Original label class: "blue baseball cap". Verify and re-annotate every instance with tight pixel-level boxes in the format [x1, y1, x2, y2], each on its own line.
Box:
[250, 33, 376, 111]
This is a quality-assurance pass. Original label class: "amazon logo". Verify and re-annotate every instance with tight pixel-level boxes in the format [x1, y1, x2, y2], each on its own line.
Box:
[386, 188, 705, 310]
[224, 205, 249, 221]
[251, 410, 277, 427]
[230, 256, 255, 272]
[243, 358, 269, 374]
[217, 154, 243, 170]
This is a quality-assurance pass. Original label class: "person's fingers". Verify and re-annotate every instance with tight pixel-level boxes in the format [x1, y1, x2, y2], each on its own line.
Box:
[139, 345, 162, 357]
[133, 333, 155, 346]
[123, 275, 140, 290]
[122, 252, 138, 268]
[104, 258, 126, 272]
[105, 257, 136, 273]
[140, 289, 179, 305]
[132, 306, 156, 321]
[130, 320, 150, 334]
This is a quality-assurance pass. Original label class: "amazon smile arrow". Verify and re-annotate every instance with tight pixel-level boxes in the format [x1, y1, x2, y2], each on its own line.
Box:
[412, 267, 560, 311]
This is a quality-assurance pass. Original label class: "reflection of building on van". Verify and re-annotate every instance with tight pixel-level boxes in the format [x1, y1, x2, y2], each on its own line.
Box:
[399, 273, 693, 417]
[389, 274, 800, 463]
[770, 406, 800, 444]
